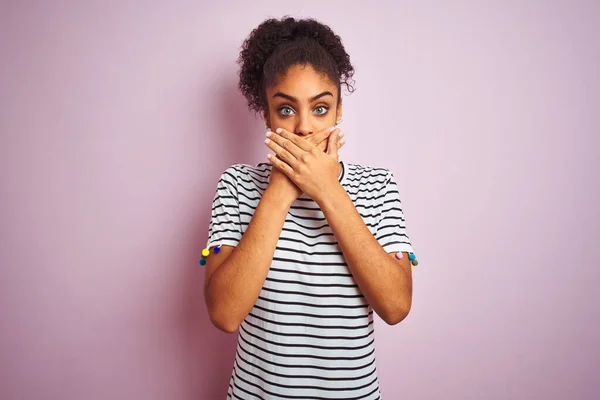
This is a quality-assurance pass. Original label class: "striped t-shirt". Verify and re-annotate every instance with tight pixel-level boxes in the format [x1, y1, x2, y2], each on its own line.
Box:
[207, 160, 413, 400]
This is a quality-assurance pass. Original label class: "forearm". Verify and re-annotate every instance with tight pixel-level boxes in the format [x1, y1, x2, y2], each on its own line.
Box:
[318, 185, 412, 324]
[206, 188, 291, 331]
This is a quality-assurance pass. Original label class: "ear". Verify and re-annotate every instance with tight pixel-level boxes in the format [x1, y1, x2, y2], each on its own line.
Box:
[336, 101, 343, 125]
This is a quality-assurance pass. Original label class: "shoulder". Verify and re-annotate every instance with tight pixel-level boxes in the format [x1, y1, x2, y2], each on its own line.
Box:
[218, 163, 272, 185]
[345, 163, 405, 206]
[229, 162, 272, 176]
[344, 162, 394, 185]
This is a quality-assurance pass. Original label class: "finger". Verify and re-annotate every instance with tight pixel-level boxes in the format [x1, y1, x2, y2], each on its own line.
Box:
[327, 130, 341, 159]
[325, 130, 345, 152]
[267, 153, 295, 178]
[311, 126, 338, 147]
[273, 128, 312, 152]
[318, 129, 342, 153]
[325, 130, 338, 153]
[265, 135, 299, 169]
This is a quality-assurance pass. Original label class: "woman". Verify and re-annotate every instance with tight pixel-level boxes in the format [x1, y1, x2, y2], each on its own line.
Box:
[203, 17, 415, 399]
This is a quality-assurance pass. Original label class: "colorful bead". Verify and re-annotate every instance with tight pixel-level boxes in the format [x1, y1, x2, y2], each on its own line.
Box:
[411, 259, 418, 266]
[408, 253, 416, 261]
[214, 246, 221, 254]
[395, 252, 403, 259]
[202, 248, 210, 257]
[199, 258, 206, 266]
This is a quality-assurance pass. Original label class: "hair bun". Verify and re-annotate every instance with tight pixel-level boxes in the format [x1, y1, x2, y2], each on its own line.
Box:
[238, 17, 355, 113]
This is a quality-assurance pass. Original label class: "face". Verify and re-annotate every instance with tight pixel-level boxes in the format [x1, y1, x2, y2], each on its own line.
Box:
[264, 64, 342, 147]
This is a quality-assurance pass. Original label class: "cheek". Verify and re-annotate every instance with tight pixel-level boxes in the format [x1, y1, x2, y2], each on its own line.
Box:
[269, 113, 294, 131]
[314, 113, 337, 129]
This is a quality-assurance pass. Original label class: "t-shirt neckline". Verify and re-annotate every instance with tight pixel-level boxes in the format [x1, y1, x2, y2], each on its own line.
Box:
[338, 160, 347, 185]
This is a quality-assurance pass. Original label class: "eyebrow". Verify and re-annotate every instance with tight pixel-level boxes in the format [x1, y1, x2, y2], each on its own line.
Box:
[272, 91, 334, 103]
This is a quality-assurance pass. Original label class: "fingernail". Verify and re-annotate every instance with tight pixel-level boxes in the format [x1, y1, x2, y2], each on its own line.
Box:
[340, 139, 346, 145]
[329, 126, 336, 132]
[276, 128, 283, 133]
[266, 131, 272, 137]
[339, 131, 345, 138]
[264, 138, 270, 144]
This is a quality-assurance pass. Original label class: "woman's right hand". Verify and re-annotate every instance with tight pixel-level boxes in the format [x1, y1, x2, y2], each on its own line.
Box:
[266, 126, 345, 205]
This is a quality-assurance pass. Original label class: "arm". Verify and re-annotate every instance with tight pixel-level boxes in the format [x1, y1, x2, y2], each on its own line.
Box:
[264, 128, 413, 325]
[205, 128, 344, 333]
[204, 187, 291, 333]
[317, 184, 413, 325]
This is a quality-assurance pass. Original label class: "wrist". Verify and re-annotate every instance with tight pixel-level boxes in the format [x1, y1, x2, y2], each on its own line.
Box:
[264, 186, 295, 210]
[315, 182, 347, 210]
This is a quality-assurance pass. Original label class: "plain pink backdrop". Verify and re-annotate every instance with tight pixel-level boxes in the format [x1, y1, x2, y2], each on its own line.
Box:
[1, 1, 599, 399]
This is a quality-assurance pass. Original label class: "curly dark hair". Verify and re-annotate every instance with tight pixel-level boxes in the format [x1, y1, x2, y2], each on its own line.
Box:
[237, 17, 355, 113]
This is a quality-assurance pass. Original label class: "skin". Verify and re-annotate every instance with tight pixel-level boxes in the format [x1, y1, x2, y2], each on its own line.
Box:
[204, 64, 412, 333]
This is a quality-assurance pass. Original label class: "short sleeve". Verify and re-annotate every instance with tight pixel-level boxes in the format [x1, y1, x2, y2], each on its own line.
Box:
[206, 167, 242, 248]
[375, 171, 414, 254]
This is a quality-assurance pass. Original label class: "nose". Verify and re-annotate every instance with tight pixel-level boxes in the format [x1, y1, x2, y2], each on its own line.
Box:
[294, 113, 313, 137]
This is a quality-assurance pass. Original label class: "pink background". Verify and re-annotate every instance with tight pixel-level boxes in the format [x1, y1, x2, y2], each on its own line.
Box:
[1, 1, 599, 399]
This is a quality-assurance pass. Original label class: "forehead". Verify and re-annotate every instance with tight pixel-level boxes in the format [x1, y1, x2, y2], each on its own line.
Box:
[266, 64, 338, 99]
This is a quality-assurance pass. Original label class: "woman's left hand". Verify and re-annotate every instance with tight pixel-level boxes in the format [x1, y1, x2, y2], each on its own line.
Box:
[265, 127, 343, 205]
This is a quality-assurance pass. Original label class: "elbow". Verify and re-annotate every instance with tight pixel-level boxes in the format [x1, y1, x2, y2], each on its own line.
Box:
[380, 301, 412, 326]
[205, 300, 242, 334]
[208, 311, 240, 334]
[213, 320, 240, 334]
[205, 287, 241, 334]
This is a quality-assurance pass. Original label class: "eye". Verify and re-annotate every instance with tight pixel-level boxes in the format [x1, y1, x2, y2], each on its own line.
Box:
[313, 105, 329, 115]
[278, 106, 295, 116]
